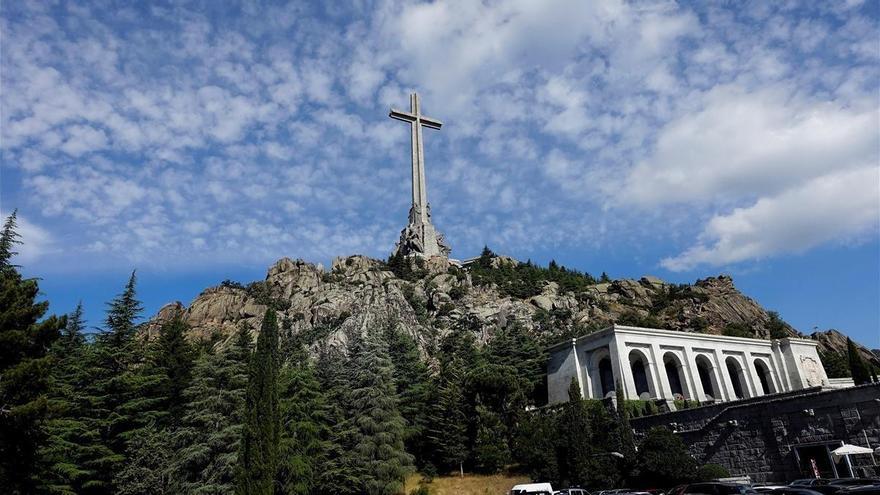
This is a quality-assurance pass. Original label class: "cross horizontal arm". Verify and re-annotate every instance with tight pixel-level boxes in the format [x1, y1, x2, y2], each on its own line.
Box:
[390, 109, 416, 122]
[419, 116, 443, 130]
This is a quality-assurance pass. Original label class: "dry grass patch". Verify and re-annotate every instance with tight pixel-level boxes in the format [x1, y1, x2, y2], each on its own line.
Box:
[404, 472, 531, 495]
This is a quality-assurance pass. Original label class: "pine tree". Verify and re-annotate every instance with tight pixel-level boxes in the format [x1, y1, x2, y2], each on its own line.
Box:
[847, 338, 872, 385]
[472, 396, 510, 474]
[426, 365, 469, 475]
[37, 303, 94, 494]
[153, 313, 195, 424]
[348, 329, 414, 495]
[174, 326, 251, 495]
[314, 346, 360, 494]
[383, 324, 433, 468]
[115, 425, 176, 495]
[0, 210, 67, 493]
[237, 310, 280, 495]
[277, 344, 331, 495]
[76, 271, 149, 494]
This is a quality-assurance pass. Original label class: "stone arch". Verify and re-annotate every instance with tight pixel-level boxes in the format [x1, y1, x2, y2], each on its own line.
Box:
[589, 348, 615, 398]
[726, 356, 750, 399]
[695, 354, 720, 401]
[663, 352, 689, 399]
[629, 349, 655, 399]
[754, 358, 776, 395]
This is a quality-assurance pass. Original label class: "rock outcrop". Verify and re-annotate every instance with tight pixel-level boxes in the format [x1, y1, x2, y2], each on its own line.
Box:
[144, 254, 877, 368]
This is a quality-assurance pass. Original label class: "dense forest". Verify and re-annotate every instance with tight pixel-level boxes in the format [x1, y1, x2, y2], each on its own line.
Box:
[2, 211, 877, 495]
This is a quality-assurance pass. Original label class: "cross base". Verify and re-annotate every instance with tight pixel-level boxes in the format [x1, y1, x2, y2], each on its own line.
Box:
[393, 221, 451, 258]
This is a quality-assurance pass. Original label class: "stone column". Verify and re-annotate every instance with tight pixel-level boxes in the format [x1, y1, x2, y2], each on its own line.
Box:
[713, 349, 733, 401]
[609, 337, 634, 399]
[650, 343, 673, 399]
[745, 352, 763, 397]
[571, 340, 585, 399]
[580, 349, 594, 399]
[682, 346, 702, 401]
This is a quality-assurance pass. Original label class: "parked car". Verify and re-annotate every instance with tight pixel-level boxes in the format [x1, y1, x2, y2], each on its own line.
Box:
[839, 487, 880, 495]
[511, 483, 555, 495]
[752, 486, 788, 493]
[791, 481, 831, 487]
[555, 489, 590, 495]
[766, 488, 824, 495]
[828, 480, 880, 487]
[681, 482, 758, 495]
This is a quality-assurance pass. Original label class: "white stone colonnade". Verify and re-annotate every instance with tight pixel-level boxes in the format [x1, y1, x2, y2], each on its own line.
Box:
[546, 324, 832, 405]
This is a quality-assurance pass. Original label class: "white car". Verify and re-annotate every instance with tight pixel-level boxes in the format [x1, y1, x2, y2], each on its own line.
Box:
[511, 483, 555, 495]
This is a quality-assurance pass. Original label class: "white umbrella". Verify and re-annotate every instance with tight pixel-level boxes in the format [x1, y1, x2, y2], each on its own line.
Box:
[832, 444, 875, 456]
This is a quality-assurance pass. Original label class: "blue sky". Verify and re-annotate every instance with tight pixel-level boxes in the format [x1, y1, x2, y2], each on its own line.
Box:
[1, 0, 878, 348]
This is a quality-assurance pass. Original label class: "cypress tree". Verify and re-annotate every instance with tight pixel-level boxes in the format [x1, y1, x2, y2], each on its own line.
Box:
[847, 338, 872, 385]
[557, 378, 594, 486]
[277, 344, 331, 495]
[174, 326, 251, 494]
[237, 310, 280, 495]
[348, 329, 414, 495]
[0, 210, 67, 493]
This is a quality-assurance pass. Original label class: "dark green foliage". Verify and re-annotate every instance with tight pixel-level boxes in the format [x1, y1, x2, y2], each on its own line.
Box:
[314, 346, 360, 493]
[722, 322, 753, 338]
[600, 272, 611, 283]
[615, 383, 636, 462]
[237, 309, 280, 495]
[174, 327, 251, 494]
[469, 246, 597, 298]
[632, 427, 697, 487]
[695, 463, 730, 481]
[384, 325, 433, 469]
[556, 379, 593, 486]
[766, 311, 789, 339]
[386, 251, 428, 281]
[616, 310, 664, 329]
[426, 364, 468, 474]
[348, 330, 414, 494]
[153, 314, 196, 425]
[513, 410, 559, 482]
[0, 210, 67, 493]
[37, 303, 94, 494]
[244, 281, 291, 311]
[847, 337, 872, 385]
[820, 350, 851, 378]
[472, 399, 510, 473]
[115, 425, 176, 495]
[402, 285, 429, 325]
[278, 344, 331, 495]
[220, 280, 246, 290]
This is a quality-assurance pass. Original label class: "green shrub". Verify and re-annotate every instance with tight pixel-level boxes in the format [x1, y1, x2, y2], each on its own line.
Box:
[695, 463, 730, 481]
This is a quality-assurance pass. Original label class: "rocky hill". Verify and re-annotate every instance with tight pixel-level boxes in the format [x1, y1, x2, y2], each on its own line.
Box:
[146, 253, 879, 372]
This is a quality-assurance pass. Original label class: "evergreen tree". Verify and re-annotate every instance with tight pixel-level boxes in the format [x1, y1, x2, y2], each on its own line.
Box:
[471, 397, 510, 473]
[383, 324, 433, 468]
[277, 344, 331, 495]
[556, 379, 594, 486]
[0, 210, 67, 493]
[348, 329, 414, 495]
[600, 272, 611, 283]
[847, 338, 872, 385]
[314, 346, 359, 494]
[237, 309, 280, 495]
[115, 425, 176, 495]
[37, 303, 94, 494]
[426, 365, 469, 475]
[632, 427, 697, 487]
[175, 326, 251, 495]
[153, 313, 195, 424]
[512, 410, 558, 483]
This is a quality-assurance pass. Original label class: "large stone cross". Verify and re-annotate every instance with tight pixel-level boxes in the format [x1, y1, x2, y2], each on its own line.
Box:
[390, 93, 442, 226]
[389, 93, 451, 258]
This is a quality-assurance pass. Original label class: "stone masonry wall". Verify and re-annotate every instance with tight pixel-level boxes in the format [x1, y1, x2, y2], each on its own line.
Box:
[631, 383, 880, 482]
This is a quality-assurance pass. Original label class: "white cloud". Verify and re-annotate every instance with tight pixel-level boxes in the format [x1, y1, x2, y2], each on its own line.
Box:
[0, 210, 54, 264]
[661, 166, 880, 271]
[622, 85, 879, 205]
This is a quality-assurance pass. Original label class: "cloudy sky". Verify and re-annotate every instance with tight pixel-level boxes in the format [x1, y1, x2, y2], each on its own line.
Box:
[2, 0, 878, 346]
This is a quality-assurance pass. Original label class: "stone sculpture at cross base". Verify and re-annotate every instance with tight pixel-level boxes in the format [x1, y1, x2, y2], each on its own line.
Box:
[389, 93, 451, 259]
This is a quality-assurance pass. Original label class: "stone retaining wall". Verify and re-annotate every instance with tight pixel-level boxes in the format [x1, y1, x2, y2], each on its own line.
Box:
[631, 383, 880, 482]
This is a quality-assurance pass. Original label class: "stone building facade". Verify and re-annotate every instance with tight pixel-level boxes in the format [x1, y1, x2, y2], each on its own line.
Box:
[631, 383, 880, 481]
[547, 325, 838, 405]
